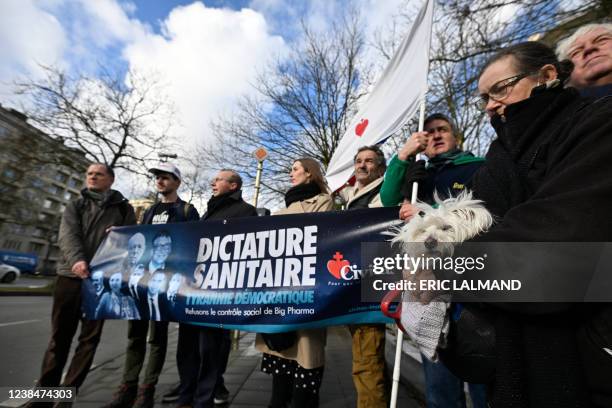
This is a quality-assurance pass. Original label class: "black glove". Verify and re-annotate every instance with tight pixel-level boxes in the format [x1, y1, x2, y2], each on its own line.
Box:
[400, 160, 427, 198]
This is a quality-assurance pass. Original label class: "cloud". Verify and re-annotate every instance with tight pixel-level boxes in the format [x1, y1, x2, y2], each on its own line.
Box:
[0, 0, 66, 99]
[123, 2, 286, 147]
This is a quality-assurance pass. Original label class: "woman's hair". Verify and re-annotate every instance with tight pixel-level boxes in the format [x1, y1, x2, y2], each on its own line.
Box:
[479, 41, 573, 84]
[294, 157, 330, 193]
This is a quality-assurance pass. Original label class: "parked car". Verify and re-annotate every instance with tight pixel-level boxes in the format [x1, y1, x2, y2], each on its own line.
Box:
[0, 262, 20, 283]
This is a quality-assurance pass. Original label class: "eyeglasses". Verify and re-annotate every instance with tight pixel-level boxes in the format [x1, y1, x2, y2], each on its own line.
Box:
[212, 177, 231, 183]
[473, 71, 537, 110]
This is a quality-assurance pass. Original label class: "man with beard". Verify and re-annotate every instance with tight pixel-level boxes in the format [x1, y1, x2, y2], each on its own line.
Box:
[175, 169, 257, 408]
[106, 163, 199, 408]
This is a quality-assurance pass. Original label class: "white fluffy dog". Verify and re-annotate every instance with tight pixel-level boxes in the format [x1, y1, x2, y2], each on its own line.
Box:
[384, 191, 493, 360]
[390, 190, 493, 257]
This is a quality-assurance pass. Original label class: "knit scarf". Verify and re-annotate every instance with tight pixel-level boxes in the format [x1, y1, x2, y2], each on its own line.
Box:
[284, 182, 321, 207]
[426, 149, 476, 171]
[207, 190, 238, 216]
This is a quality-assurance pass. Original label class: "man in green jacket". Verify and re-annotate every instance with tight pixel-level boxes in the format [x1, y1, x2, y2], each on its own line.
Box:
[380, 113, 484, 214]
[379, 114, 487, 408]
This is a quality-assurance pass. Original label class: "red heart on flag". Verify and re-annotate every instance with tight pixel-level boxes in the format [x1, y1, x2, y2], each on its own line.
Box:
[355, 119, 369, 137]
[327, 258, 350, 279]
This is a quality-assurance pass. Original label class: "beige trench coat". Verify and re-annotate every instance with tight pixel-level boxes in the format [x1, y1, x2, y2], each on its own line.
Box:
[255, 192, 334, 369]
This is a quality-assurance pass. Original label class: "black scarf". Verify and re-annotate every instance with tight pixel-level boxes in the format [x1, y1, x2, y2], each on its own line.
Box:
[284, 183, 321, 207]
[206, 190, 238, 216]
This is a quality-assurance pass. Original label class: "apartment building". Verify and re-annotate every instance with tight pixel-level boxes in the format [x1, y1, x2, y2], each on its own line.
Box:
[0, 105, 90, 274]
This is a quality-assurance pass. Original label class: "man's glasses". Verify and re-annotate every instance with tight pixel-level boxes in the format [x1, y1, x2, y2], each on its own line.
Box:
[473, 72, 537, 110]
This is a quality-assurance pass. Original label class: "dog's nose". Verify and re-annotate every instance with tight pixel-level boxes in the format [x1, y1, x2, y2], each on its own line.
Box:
[424, 237, 437, 250]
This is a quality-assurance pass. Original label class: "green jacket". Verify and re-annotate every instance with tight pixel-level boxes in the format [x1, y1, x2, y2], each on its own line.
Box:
[380, 152, 484, 206]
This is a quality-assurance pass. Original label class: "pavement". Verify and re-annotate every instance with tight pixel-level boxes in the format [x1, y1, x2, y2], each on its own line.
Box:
[73, 325, 425, 408]
[0, 278, 425, 408]
[0, 276, 54, 296]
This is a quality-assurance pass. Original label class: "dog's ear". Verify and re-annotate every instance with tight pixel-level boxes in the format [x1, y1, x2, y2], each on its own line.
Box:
[450, 205, 493, 235]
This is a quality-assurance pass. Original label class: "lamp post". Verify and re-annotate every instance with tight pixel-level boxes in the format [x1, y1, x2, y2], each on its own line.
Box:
[252, 147, 268, 207]
[158, 153, 177, 162]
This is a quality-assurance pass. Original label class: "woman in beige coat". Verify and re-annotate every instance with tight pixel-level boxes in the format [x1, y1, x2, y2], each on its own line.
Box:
[255, 157, 333, 408]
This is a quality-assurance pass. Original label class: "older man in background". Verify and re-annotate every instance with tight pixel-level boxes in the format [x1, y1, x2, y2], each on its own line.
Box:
[557, 22, 612, 96]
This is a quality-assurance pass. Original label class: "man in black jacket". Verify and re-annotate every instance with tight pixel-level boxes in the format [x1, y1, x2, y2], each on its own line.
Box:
[28, 163, 136, 408]
[176, 169, 257, 408]
[106, 163, 199, 408]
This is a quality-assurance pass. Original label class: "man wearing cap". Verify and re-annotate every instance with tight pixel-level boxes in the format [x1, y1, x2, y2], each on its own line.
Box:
[106, 163, 199, 408]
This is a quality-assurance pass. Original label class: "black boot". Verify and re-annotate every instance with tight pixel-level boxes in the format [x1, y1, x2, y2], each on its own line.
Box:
[291, 388, 319, 408]
[269, 374, 293, 408]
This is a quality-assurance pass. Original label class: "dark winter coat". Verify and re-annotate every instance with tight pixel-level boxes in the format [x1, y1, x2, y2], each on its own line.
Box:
[468, 86, 612, 407]
[57, 189, 136, 278]
[201, 190, 258, 221]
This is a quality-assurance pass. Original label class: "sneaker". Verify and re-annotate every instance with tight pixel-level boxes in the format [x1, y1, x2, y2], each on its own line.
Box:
[133, 384, 156, 408]
[213, 384, 230, 405]
[102, 384, 138, 408]
[162, 383, 181, 403]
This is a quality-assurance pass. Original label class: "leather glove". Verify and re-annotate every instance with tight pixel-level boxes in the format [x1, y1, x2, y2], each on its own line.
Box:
[400, 160, 427, 198]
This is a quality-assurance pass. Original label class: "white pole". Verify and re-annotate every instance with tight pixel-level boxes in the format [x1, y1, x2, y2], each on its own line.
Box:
[390, 98, 426, 408]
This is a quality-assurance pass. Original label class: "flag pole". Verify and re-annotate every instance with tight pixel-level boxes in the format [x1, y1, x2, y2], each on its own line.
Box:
[389, 99, 426, 408]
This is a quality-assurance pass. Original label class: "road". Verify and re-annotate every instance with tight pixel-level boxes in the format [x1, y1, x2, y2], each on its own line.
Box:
[0, 297, 129, 388]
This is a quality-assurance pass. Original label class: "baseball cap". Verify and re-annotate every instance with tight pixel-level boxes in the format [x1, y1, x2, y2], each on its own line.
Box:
[148, 163, 182, 181]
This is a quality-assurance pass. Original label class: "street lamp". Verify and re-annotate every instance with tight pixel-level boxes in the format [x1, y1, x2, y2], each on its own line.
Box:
[158, 153, 178, 162]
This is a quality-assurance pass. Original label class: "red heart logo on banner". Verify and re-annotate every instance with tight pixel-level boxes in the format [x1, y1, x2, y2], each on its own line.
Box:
[355, 119, 369, 137]
[327, 252, 350, 279]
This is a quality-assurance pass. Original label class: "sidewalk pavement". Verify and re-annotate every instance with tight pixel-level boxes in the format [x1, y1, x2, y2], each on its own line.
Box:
[76, 325, 424, 407]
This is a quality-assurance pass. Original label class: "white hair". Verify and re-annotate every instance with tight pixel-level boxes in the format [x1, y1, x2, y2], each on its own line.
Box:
[557, 23, 612, 60]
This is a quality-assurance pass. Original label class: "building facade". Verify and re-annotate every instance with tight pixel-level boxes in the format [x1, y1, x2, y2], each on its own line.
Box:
[0, 105, 90, 274]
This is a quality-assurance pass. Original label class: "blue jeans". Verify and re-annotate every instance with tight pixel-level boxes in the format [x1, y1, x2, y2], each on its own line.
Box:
[422, 356, 487, 408]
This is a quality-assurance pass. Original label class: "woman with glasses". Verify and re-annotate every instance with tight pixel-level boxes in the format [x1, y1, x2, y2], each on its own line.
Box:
[255, 157, 333, 408]
[448, 42, 612, 407]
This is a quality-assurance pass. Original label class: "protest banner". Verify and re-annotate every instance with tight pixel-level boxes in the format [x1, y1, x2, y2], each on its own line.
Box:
[82, 207, 401, 332]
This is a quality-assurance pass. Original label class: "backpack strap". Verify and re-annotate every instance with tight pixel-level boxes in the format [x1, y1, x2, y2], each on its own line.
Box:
[183, 202, 192, 219]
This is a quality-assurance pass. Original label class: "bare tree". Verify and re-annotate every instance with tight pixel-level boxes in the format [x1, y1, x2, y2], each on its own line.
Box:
[203, 12, 370, 202]
[14, 65, 175, 175]
[373, 0, 603, 155]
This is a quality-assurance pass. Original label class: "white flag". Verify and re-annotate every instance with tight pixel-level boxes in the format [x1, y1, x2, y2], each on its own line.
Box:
[325, 0, 434, 192]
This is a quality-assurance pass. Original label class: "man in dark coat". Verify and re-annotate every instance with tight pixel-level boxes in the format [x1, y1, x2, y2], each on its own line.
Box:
[28, 163, 136, 408]
[176, 169, 257, 408]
